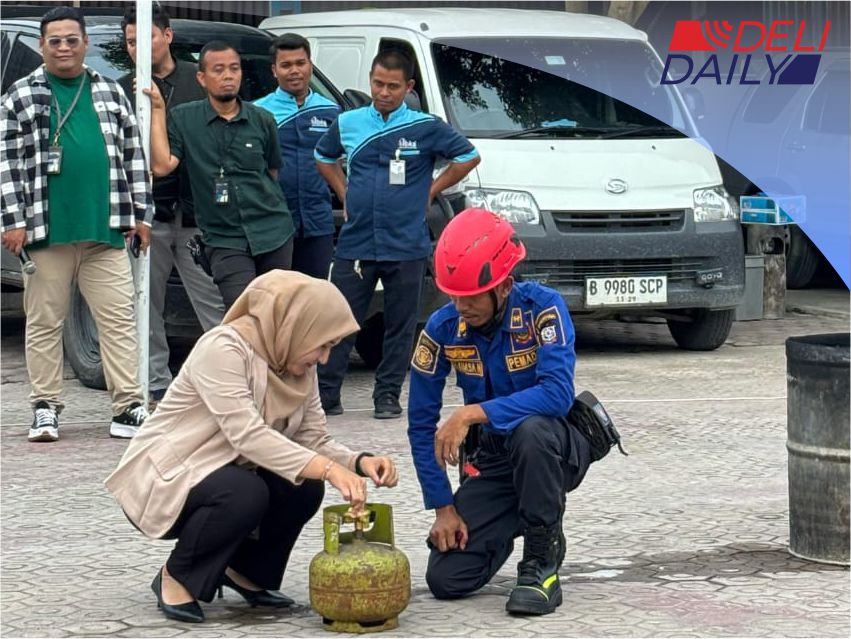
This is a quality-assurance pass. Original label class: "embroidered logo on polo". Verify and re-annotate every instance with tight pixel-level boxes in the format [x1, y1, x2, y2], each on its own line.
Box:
[308, 116, 331, 132]
[444, 345, 484, 377]
[535, 306, 566, 346]
[412, 330, 439, 375]
[506, 348, 538, 372]
[397, 136, 420, 156]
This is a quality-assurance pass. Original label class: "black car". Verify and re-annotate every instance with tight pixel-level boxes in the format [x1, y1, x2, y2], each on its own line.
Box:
[1, 12, 452, 387]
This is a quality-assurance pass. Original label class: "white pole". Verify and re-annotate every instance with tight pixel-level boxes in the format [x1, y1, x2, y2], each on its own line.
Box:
[134, 0, 152, 403]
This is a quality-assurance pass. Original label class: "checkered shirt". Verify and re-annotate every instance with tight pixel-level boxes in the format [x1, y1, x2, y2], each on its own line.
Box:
[1, 64, 152, 242]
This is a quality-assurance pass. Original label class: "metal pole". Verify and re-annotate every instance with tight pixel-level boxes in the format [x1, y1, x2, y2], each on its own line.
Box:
[134, 0, 152, 402]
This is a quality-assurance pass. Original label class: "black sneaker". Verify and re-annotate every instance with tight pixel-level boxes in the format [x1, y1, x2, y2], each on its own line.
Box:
[321, 396, 343, 416]
[374, 395, 402, 419]
[110, 402, 149, 439]
[29, 401, 59, 442]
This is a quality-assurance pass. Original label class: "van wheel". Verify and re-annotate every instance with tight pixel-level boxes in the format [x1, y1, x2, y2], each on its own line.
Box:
[786, 226, 820, 289]
[355, 314, 384, 369]
[667, 308, 734, 351]
[63, 284, 107, 390]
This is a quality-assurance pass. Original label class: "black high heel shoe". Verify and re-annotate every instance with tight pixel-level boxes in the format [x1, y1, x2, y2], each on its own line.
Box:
[219, 573, 294, 608]
[151, 569, 205, 623]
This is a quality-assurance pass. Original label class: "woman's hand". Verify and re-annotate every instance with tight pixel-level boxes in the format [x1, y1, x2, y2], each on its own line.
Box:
[359, 456, 399, 488]
[326, 464, 368, 514]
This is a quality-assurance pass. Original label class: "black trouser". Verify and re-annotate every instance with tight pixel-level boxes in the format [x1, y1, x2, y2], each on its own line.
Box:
[162, 464, 323, 603]
[206, 237, 294, 309]
[426, 415, 591, 600]
[318, 258, 425, 402]
[292, 233, 334, 280]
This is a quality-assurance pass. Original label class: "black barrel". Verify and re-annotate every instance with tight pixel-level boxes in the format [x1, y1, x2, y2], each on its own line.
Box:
[786, 333, 850, 565]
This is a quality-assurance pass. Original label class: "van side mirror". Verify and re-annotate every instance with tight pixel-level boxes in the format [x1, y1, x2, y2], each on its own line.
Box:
[682, 88, 705, 121]
[404, 89, 422, 111]
[343, 88, 371, 108]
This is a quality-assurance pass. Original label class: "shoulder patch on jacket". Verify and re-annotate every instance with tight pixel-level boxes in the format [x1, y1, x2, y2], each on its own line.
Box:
[411, 330, 440, 374]
[535, 305, 566, 346]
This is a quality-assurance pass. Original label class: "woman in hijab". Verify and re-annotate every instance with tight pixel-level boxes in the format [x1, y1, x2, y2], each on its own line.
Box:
[106, 271, 399, 624]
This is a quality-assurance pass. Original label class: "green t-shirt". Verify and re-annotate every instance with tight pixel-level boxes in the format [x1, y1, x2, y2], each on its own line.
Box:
[31, 72, 124, 250]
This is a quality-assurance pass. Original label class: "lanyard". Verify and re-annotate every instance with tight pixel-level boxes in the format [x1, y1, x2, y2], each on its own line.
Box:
[216, 121, 241, 177]
[50, 74, 86, 146]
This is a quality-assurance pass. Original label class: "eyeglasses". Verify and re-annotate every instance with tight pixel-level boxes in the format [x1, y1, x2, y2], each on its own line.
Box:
[45, 36, 83, 49]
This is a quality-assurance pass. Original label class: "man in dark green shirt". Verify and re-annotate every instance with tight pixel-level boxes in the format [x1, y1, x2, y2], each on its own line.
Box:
[147, 40, 294, 309]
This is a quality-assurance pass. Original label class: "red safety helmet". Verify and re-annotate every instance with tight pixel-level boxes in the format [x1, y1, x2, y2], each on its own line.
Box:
[434, 208, 526, 296]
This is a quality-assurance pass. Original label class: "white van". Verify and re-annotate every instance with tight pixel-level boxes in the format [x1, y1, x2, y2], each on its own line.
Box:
[262, 8, 745, 350]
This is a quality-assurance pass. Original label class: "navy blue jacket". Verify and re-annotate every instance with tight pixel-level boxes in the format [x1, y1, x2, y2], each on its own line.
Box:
[315, 102, 478, 261]
[407, 282, 577, 509]
[255, 88, 340, 237]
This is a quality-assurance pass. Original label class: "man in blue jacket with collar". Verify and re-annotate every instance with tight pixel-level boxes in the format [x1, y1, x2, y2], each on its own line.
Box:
[255, 34, 342, 279]
[407, 208, 593, 616]
[314, 49, 480, 419]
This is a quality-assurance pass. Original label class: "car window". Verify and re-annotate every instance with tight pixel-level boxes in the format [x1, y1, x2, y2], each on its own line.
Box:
[742, 81, 804, 124]
[2, 33, 43, 93]
[2, 23, 343, 107]
[803, 68, 850, 135]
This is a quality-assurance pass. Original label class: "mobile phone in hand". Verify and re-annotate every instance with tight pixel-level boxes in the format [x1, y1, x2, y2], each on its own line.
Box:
[129, 234, 141, 258]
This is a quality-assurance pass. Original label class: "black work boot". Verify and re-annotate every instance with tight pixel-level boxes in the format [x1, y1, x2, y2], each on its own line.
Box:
[505, 525, 564, 615]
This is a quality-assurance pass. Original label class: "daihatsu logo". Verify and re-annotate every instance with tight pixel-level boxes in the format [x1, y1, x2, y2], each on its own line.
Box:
[606, 179, 628, 194]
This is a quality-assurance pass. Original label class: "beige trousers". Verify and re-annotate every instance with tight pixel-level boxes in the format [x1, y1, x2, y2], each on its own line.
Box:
[23, 241, 143, 414]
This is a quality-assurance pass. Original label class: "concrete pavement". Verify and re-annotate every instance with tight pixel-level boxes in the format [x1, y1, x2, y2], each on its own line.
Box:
[1, 308, 849, 637]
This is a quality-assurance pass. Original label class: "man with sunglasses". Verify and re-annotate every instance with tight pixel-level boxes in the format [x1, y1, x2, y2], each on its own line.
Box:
[0, 6, 152, 442]
[119, 6, 224, 410]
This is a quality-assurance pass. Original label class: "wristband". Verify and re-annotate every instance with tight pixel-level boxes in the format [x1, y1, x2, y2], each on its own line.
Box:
[321, 459, 335, 482]
[355, 452, 375, 477]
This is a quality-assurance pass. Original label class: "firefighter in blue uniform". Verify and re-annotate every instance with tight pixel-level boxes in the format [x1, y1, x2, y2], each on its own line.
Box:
[255, 34, 342, 279]
[407, 208, 592, 616]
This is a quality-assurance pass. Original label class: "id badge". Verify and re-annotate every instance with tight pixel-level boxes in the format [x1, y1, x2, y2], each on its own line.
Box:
[389, 159, 406, 185]
[47, 146, 63, 175]
[214, 177, 231, 206]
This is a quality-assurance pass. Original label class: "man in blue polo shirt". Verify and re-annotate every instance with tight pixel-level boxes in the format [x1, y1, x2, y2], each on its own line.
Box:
[255, 34, 342, 279]
[314, 49, 480, 420]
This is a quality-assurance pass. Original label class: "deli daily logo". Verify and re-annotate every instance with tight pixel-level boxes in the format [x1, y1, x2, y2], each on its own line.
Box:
[661, 19, 831, 85]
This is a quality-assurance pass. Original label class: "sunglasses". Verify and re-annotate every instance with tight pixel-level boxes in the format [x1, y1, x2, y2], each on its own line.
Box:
[45, 36, 83, 49]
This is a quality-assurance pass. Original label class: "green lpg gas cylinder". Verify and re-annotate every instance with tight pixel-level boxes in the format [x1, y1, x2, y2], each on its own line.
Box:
[309, 504, 410, 633]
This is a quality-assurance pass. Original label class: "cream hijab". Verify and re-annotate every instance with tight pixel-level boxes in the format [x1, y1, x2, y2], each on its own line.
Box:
[222, 270, 359, 421]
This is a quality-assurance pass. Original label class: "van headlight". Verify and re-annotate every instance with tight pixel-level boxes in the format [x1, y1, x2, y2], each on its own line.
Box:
[693, 186, 737, 222]
[465, 188, 541, 224]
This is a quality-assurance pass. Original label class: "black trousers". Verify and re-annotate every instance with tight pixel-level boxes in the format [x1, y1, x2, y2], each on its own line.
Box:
[162, 464, 323, 603]
[291, 233, 334, 280]
[426, 415, 592, 600]
[318, 258, 426, 402]
[206, 237, 294, 309]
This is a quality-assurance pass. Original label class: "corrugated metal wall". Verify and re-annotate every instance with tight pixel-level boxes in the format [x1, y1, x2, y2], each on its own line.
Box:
[2, 1, 271, 26]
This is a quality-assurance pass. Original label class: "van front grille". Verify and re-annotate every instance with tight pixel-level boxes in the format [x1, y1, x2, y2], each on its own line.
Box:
[551, 209, 686, 232]
[517, 258, 707, 286]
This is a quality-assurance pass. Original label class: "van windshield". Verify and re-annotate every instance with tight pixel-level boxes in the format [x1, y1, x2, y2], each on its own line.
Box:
[432, 38, 692, 140]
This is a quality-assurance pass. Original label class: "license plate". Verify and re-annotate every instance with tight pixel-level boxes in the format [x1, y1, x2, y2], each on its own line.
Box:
[585, 275, 667, 307]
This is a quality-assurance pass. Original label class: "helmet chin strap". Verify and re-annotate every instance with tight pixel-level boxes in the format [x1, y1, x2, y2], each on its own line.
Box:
[472, 289, 507, 339]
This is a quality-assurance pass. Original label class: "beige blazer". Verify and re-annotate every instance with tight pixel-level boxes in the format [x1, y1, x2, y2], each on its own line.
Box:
[105, 325, 358, 539]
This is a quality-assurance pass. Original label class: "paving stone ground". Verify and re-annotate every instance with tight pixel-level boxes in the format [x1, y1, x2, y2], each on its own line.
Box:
[1, 307, 849, 638]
